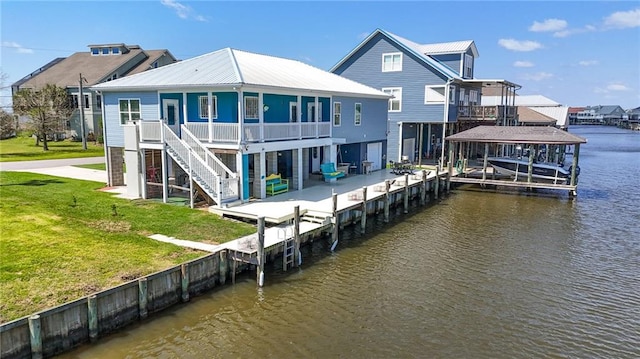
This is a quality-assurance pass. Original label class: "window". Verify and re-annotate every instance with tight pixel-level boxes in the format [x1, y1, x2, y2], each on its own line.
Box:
[102, 48, 109, 55]
[459, 88, 465, 107]
[449, 86, 456, 104]
[307, 102, 322, 122]
[382, 52, 402, 72]
[91, 48, 99, 56]
[425, 85, 446, 104]
[382, 87, 402, 112]
[290, 102, 298, 122]
[354, 103, 362, 125]
[84, 94, 90, 109]
[333, 102, 341, 126]
[469, 90, 479, 105]
[69, 94, 79, 108]
[119, 99, 141, 125]
[112, 47, 120, 55]
[199, 96, 218, 119]
[96, 94, 102, 109]
[464, 54, 473, 78]
[244, 96, 259, 119]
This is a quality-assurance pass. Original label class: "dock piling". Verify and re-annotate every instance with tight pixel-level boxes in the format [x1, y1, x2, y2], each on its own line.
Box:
[138, 278, 148, 319]
[384, 179, 390, 223]
[361, 186, 367, 232]
[88, 295, 98, 342]
[28, 314, 42, 359]
[257, 216, 265, 287]
[331, 192, 338, 251]
[404, 173, 409, 213]
[181, 263, 189, 302]
[294, 205, 301, 267]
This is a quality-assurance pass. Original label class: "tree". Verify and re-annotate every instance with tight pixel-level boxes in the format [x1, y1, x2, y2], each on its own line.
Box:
[0, 109, 16, 139]
[13, 84, 73, 150]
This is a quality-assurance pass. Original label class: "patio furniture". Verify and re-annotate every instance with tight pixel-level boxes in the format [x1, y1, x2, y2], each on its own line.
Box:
[265, 173, 289, 195]
[389, 160, 414, 175]
[338, 162, 350, 176]
[320, 162, 346, 182]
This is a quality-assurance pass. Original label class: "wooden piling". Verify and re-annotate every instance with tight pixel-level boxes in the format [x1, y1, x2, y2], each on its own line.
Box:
[420, 170, 427, 205]
[181, 263, 189, 302]
[482, 143, 489, 181]
[232, 253, 236, 284]
[403, 173, 409, 213]
[331, 192, 338, 250]
[138, 277, 148, 319]
[527, 145, 534, 183]
[28, 315, 42, 359]
[361, 186, 367, 232]
[218, 250, 227, 285]
[88, 295, 98, 342]
[384, 179, 390, 223]
[434, 166, 440, 199]
[257, 216, 265, 287]
[294, 205, 301, 267]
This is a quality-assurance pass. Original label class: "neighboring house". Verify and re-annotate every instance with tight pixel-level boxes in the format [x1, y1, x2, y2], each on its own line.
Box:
[623, 107, 640, 130]
[482, 94, 569, 129]
[12, 44, 176, 139]
[92, 48, 390, 206]
[576, 105, 628, 126]
[330, 28, 519, 165]
[568, 107, 585, 125]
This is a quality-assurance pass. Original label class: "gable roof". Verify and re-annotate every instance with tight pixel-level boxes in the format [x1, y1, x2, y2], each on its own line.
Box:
[330, 29, 461, 79]
[482, 95, 560, 107]
[93, 48, 390, 99]
[16, 45, 175, 89]
[446, 125, 587, 144]
[588, 105, 624, 115]
[127, 50, 177, 76]
[419, 40, 478, 57]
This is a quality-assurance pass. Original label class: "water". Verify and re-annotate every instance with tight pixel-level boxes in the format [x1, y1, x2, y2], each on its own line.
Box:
[62, 126, 640, 358]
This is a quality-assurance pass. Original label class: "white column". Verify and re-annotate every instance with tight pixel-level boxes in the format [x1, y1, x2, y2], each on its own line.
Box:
[297, 148, 303, 191]
[236, 150, 244, 201]
[259, 151, 267, 199]
[237, 89, 243, 145]
[182, 93, 188, 124]
[259, 92, 264, 142]
[315, 97, 319, 136]
[208, 92, 213, 142]
[398, 122, 403, 162]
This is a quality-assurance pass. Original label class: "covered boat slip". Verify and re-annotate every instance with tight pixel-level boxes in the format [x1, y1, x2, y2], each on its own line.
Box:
[445, 126, 587, 196]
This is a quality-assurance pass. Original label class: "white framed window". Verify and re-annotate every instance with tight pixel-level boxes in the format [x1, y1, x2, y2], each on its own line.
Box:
[91, 48, 100, 56]
[354, 103, 362, 126]
[459, 88, 465, 107]
[96, 94, 102, 109]
[112, 47, 120, 55]
[119, 99, 141, 125]
[449, 86, 456, 104]
[382, 52, 402, 72]
[290, 102, 298, 122]
[464, 54, 473, 78]
[102, 48, 109, 55]
[382, 87, 402, 112]
[199, 95, 218, 119]
[425, 85, 446, 104]
[307, 102, 322, 122]
[244, 96, 259, 119]
[333, 102, 341, 126]
[469, 90, 479, 105]
[84, 94, 90, 109]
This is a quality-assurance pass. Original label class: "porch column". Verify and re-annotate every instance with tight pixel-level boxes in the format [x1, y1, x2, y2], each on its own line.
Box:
[398, 122, 403, 162]
[236, 151, 244, 201]
[123, 123, 141, 198]
[323, 144, 337, 164]
[266, 151, 278, 175]
[107, 147, 125, 186]
[292, 149, 303, 191]
[252, 152, 266, 199]
[427, 124, 432, 159]
[208, 92, 213, 142]
[302, 148, 310, 180]
[237, 89, 243, 145]
[315, 97, 319, 136]
[182, 93, 188, 124]
[259, 93, 264, 142]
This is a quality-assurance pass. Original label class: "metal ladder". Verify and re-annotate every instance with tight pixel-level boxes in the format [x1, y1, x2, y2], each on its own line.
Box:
[279, 227, 295, 271]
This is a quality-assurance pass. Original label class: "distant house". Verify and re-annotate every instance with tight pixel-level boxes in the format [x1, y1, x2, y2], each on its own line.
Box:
[576, 105, 627, 126]
[92, 48, 390, 206]
[568, 107, 585, 125]
[482, 94, 569, 129]
[623, 107, 640, 130]
[331, 28, 519, 165]
[12, 44, 176, 139]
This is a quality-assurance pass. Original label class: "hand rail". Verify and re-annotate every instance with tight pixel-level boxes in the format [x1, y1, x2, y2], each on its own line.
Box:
[181, 125, 237, 179]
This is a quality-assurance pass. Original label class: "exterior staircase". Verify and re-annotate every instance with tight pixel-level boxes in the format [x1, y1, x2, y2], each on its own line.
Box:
[161, 123, 239, 206]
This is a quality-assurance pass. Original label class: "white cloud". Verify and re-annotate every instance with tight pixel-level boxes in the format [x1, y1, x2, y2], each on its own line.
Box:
[607, 84, 631, 91]
[529, 18, 568, 32]
[513, 61, 534, 68]
[160, 0, 207, 21]
[603, 8, 640, 29]
[498, 39, 543, 52]
[2, 41, 34, 54]
[522, 72, 553, 81]
[578, 60, 598, 66]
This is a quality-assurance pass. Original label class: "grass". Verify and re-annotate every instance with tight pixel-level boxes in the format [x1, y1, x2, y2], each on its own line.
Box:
[74, 163, 107, 171]
[0, 171, 256, 323]
[0, 136, 105, 162]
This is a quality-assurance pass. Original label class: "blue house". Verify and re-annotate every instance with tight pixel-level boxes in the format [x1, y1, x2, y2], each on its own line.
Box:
[93, 48, 390, 206]
[331, 29, 520, 166]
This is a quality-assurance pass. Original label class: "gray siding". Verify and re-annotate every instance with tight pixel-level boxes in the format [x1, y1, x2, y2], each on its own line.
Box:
[333, 32, 448, 124]
[332, 96, 388, 143]
[431, 54, 462, 77]
[103, 91, 158, 147]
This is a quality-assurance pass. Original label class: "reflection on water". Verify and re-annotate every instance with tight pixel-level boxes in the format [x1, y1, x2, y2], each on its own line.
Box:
[62, 126, 640, 359]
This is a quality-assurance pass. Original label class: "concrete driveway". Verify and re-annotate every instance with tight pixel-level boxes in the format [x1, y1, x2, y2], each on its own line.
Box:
[0, 156, 108, 183]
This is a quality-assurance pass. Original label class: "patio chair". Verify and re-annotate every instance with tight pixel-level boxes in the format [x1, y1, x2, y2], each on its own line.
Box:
[320, 162, 346, 182]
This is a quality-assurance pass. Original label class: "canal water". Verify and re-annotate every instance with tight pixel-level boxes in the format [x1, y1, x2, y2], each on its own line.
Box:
[62, 126, 639, 358]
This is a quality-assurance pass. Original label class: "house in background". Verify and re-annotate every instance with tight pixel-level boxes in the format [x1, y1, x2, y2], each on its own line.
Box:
[331, 28, 519, 166]
[575, 105, 628, 126]
[568, 107, 586, 125]
[12, 43, 176, 139]
[92, 48, 390, 206]
[482, 94, 569, 129]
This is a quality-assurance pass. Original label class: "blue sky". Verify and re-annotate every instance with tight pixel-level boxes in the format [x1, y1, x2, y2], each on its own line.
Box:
[1, 1, 639, 110]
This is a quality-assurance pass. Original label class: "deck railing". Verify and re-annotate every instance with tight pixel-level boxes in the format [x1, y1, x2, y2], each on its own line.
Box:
[183, 121, 331, 143]
[458, 105, 517, 121]
[139, 120, 162, 142]
[181, 125, 237, 179]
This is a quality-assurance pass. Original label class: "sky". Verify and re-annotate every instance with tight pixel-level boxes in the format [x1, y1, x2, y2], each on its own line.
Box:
[1, 1, 639, 111]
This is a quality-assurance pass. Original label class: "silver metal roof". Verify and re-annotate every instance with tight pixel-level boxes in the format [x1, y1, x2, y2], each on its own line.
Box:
[93, 48, 390, 98]
[419, 40, 478, 57]
[446, 126, 587, 144]
[482, 95, 560, 107]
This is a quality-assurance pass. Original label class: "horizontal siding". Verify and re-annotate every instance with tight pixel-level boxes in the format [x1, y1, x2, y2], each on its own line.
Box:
[332, 96, 388, 143]
[104, 91, 158, 147]
[431, 54, 461, 77]
[333, 32, 448, 124]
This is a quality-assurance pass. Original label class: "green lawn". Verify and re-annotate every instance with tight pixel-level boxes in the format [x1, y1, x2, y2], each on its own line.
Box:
[74, 163, 107, 171]
[0, 136, 105, 162]
[0, 171, 255, 322]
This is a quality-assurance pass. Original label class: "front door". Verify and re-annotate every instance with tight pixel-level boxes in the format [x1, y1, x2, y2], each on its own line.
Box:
[402, 138, 415, 163]
[366, 142, 382, 171]
[163, 99, 180, 134]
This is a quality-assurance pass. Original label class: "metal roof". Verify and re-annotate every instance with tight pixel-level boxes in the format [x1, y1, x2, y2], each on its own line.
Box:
[526, 106, 569, 128]
[446, 126, 587, 144]
[93, 48, 390, 98]
[419, 40, 479, 57]
[482, 95, 560, 107]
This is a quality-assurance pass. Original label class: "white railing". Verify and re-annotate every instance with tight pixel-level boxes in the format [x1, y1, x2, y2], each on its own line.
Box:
[184, 121, 331, 143]
[140, 120, 162, 142]
[185, 123, 239, 143]
[221, 178, 240, 200]
[181, 125, 237, 179]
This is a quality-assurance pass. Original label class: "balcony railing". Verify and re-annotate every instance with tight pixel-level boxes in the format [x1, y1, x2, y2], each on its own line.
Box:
[458, 105, 517, 121]
[185, 121, 331, 143]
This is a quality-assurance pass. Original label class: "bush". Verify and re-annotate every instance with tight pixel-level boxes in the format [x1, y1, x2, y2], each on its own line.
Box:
[0, 110, 16, 139]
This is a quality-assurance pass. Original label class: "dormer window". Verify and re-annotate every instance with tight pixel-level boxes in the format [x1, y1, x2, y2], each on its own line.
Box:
[102, 48, 109, 55]
[464, 54, 473, 78]
[91, 48, 100, 55]
[382, 52, 402, 72]
[112, 47, 120, 55]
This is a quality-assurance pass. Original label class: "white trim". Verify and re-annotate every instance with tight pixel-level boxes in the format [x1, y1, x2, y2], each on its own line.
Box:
[118, 98, 141, 125]
[199, 95, 218, 119]
[449, 85, 456, 105]
[289, 102, 298, 122]
[244, 95, 259, 119]
[382, 52, 403, 72]
[464, 54, 473, 78]
[354, 102, 362, 126]
[382, 87, 402, 112]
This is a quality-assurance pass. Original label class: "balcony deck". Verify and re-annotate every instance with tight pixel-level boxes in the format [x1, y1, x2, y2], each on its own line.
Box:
[457, 105, 517, 121]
